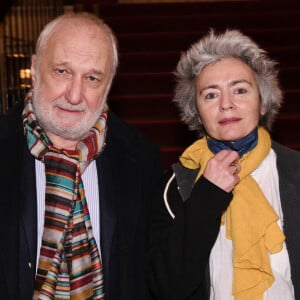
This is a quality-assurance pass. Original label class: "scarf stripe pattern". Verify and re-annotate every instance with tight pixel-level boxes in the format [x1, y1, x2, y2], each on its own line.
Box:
[23, 91, 106, 299]
[179, 127, 285, 300]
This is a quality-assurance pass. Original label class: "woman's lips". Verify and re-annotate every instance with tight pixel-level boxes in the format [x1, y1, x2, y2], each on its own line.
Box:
[219, 117, 241, 125]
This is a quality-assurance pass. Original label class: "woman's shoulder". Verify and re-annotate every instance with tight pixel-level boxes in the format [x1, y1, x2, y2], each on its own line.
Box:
[272, 141, 300, 180]
[162, 164, 198, 219]
[272, 141, 300, 161]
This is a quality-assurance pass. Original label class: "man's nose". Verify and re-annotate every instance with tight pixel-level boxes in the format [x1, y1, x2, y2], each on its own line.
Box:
[65, 77, 83, 105]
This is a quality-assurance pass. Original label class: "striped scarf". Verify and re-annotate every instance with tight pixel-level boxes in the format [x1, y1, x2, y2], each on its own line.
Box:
[22, 91, 107, 299]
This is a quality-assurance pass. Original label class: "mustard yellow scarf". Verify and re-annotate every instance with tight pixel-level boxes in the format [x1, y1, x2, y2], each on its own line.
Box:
[180, 127, 285, 300]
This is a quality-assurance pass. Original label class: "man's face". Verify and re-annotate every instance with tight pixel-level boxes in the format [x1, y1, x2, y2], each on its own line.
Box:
[31, 23, 113, 149]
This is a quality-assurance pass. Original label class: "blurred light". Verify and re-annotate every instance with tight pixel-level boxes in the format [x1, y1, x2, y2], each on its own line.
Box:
[19, 68, 31, 79]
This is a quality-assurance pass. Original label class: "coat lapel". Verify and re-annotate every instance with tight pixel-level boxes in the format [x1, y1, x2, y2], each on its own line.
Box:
[96, 147, 116, 296]
[278, 173, 299, 289]
[96, 112, 142, 298]
[274, 142, 300, 299]
[19, 146, 37, 298]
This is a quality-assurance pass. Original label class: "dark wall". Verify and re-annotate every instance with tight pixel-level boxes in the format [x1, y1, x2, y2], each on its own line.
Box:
[0, 1, 16, 21]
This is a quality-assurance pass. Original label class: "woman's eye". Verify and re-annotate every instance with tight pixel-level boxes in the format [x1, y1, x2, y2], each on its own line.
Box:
[204, 92, 217, 100]
[235, 88, 247, 94]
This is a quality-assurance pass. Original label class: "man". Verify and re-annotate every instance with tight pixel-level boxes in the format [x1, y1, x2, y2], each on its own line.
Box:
[0, 12, 162, 299]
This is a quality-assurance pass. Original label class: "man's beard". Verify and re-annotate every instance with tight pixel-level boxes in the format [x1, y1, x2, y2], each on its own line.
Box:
[32, 89, 105, 141]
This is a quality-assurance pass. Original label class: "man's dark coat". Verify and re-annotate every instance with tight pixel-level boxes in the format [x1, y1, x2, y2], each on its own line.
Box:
[0, 103, 163, 300]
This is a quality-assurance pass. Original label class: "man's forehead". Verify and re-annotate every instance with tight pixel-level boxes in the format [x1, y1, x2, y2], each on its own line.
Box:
[45, 26, 111, 56]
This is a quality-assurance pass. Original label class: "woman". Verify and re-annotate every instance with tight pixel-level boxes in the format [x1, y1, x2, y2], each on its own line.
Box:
[148, 30, 300, 300]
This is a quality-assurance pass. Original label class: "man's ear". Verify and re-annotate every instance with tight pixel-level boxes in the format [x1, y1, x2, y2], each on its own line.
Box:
[31, 54, 37, 87]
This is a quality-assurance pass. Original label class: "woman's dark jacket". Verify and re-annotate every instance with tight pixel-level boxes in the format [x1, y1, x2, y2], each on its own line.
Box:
[148, 142, 300, 300]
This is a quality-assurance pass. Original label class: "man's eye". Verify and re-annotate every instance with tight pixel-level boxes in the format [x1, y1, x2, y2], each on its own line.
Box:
[88, 76, 98, 82]
[56, 69, 66, 74]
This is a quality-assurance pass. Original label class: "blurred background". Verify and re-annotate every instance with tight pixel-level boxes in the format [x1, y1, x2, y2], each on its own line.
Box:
[1, 0, 299, 169]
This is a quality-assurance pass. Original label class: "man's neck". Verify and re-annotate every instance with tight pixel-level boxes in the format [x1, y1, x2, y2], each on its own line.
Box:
[46, 132, 79, 150]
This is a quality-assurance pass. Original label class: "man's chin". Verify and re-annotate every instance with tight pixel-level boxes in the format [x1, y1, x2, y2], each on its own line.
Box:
[58, 130, 87, 141]
[44, 113, 100, 141]
[48, 124, 87, 141]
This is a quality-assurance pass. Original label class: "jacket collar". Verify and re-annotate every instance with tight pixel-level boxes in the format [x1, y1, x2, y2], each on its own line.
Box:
[172, 162, 199, 202]
[272, 142, 300, 298]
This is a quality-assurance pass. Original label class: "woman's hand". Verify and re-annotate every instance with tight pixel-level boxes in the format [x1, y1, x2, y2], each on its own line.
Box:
[203, 150, 240, 192]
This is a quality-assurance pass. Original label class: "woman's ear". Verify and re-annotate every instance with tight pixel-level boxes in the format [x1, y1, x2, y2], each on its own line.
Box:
[197, 114, 202, 123]
[260, 104, 267, 116]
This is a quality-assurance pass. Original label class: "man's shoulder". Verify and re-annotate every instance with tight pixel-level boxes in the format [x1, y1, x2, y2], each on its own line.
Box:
[0, 101, 23, 140]
[101, 110, 163, 190]
[106, 110, 159, 153]
[0, 102, 24, 171]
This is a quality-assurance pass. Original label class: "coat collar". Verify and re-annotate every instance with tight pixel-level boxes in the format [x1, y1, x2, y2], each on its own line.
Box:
[172, 162, 199, 202]
[272, 142, 300, 298]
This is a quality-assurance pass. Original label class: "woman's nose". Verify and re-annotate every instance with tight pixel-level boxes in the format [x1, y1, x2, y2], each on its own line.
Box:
[219, 93, 235, 111]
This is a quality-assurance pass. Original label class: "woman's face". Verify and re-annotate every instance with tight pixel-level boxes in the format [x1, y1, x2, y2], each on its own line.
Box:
[195, 58, 266, 141]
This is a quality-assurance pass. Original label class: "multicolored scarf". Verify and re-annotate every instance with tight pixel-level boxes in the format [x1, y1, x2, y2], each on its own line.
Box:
[180, 127, 285, 300]
[23, 91, 107, 299]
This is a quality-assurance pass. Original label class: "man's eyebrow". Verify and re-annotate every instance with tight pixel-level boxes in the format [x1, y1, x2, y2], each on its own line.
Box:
[50, 62, 70, 70]
[88, 69, 104, 76]
[50, 63, 104, 76]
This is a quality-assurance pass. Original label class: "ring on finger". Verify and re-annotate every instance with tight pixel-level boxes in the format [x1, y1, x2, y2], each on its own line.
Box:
[230, 164, 237, 174]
